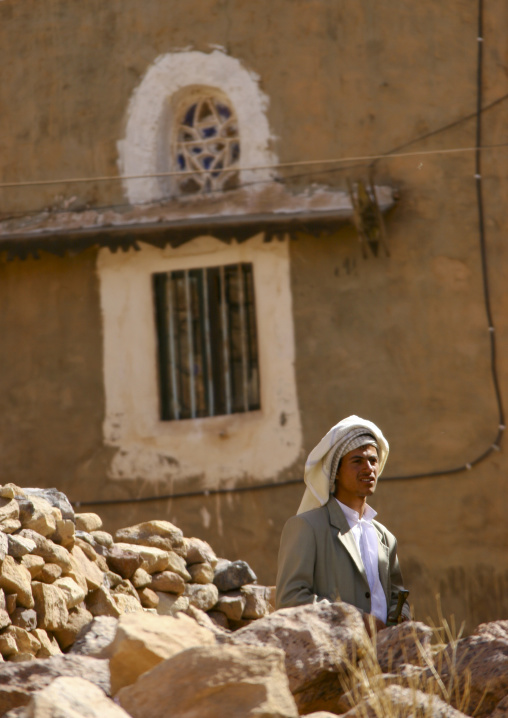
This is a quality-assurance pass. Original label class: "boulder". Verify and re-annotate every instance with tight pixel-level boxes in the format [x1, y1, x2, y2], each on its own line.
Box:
[53, 576, 87, 609]
[50, 518, 75, 549]
[69, 616, 118, 657]
[188, 562, 214, 584]
[0, 556, 34, 609]
[155, 592, 189, 616]
[105, 546, 143, 579]
[376, 621, 435, 672]
[184, 536, 217, 566]
[230, 601, 370, 715]
[0, 499, 20, 527]
[437, 620, 508, 717]
[75, 513, 103, 532]
[149, 570, 185, 595]
[103, 610, 216, 694]
[165, 550, 192, 580]
[86, 586, 122, 618]
[183, 583, 219, 612]
[115, 520, 185, 554]
[38, 563, 62, 584]
[22, 488, 75, 521]
[12, 676, 130, 718]
[52, 606, 94, 650]
[16, 497, 56, 537]
[31, 582, 69, 631]
[20, 555, 44, 579]
[213, 559, 257, 591]
[2, 626, 40, 657]
[0, 654, 110, 715]
[117, 643, 298, 718]
[7, 535, 34, 560]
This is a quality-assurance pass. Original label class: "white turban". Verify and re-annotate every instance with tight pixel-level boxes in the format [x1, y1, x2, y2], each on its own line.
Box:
[297, 415, 389, 515]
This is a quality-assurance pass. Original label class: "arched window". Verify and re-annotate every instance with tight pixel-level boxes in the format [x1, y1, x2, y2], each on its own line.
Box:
[173, 93, 240, 195]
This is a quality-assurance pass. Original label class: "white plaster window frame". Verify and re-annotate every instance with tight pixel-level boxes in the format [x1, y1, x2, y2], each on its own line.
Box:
[97, 234, 302, 488]
[118, 50, 276, 205]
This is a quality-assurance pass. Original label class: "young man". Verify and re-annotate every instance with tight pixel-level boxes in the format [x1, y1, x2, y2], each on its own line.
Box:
[275, 415, 410, 628]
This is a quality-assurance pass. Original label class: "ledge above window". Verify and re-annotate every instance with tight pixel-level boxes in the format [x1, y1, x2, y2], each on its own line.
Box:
[0, 183, 397, 260]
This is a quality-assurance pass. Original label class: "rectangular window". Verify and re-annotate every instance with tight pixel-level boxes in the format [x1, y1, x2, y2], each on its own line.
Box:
[153, 263, 261, 420]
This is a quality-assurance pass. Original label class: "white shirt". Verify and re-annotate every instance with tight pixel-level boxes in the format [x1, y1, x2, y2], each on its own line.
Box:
[336, 499, 388, 623]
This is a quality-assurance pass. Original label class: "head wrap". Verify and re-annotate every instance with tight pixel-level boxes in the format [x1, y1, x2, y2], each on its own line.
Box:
[297, 415, 389, 515]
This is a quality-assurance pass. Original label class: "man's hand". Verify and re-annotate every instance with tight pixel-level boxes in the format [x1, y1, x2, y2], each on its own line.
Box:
[362, 613, 386, 637]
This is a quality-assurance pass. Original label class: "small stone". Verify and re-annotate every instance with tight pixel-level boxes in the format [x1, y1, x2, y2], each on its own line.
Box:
[23, 488, 75, 521]
[33, 627, 63, 657]
[0, 609, 11, 630]
[165, 551, 191, 581]
[185, 537, 217, 567]
[131, 568, 151, 589]
[184, 583, 219, 612]
[0, 498, 20, 526]
[112, 580, 140, 601]
[32, 582, 69, 631]
[20, 554, 45, 579]
[137, 588, 159, 609]
[150, 571, 185, 595]
[18, 529, 72, 571]
[75, 513, 103, 532]
[104, 571, 123, 590]
[52, 606, 95, 650]
[0, 534, 8, 562]
[11, 608, 37, 631]
[106, 546, 143, 579]
[113, 594, 143, 614]
[53, 576, 87, 609]
[69, 545, 104, 590]
[215, 592, 246, 622]
[0, 556, 34, 608]
[91, 530, 114, 548]
[7, 535, 35, 559]
[155, 593, 189, 616]
[51, 518, 75, 549]
[0, 485, 16, 499]
[16, 496, 57, 537]
[188, 562, 214, 584]
[0, 519, 22, 534]
[241, 584, 269, 619]
[114, 543, 171, 574]
[5, 593, 17, 614]
[213, 559, 257, 592]
[86, 586, 121, 618]
[0, 631, 17, 658]
[3, 625, 41, 656]
[115, 520, 185, 553]
[38, 563, 63, 584]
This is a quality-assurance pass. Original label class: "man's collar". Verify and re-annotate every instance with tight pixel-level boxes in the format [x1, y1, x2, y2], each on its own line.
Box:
[336, 498, 377, 523]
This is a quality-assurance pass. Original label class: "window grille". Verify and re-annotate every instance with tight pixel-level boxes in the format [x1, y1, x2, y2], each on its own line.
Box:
[174, 95, 240, 195]
[153, 263, 260, 421]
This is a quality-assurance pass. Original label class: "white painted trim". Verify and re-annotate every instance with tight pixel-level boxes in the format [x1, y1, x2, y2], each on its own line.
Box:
[97, 235, 302, 488]
[118, 50, 276, 204]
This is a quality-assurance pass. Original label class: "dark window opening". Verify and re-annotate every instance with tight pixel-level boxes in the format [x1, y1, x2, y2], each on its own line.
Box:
[153, 263, 260, 421]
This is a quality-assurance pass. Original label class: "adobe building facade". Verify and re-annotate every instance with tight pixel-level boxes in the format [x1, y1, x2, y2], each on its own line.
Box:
[1, 0, 508, 631]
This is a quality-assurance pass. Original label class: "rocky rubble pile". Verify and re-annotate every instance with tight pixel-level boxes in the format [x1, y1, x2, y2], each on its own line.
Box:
[0, 485, 507, 717]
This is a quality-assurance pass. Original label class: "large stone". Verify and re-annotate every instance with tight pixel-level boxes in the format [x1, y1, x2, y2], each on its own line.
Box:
[18, 530, 72, 572]
[32, 582, 69, 631]
[213, 559, 257, 591]
[113, 594, 143, 614]
[7, 535, 36, 560]
[20, 555, 44, 579]
[15, 676, 130, 718]
[11, 608, 37, 631]
[437, 620, 508, 717]
[86, 586, 121, 618]
[38, 563, 62, 584]
[91, 530, 114, 548]
[137, 587, 159, 609]
[376, 621, 434, 672]
[188, 562, 214, 584]
[0, 654, 110, 715]
[155, 592, 189, 616]
[69, 545, 104, 590]
[165, 550, 191, 580]
[113, 543, 171, 574]
[0, 633, 17, 659]
[49, 605, 93, 650]
[131, 567, 151, 589]
[3, 626, 40, 657]
[150, 570, 185, 594]
[105, 545, 143, 579]
[16, 497, 56, 537]
[341, 685, 469, 718]
[53, 576, 87, 609]
[75, 512, 103, 532]
[50, 518, 75, 549]
[115, 520, 184, 553]
[0, 499, 20, 526]
[184, 537, 217, 567]
[32, 628, 62, 658]
[184, 583, 219, 612]
[230, 601, 370, 715]
[103, 610, 216, 694]
[69, 616, 118, 657]
[23, 488, 75, 521]
[117, 644, 298, 718]
[0, 556, 34, 608]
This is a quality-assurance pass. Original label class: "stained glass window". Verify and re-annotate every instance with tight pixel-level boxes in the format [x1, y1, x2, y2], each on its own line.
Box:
[174, 96, 240, 195]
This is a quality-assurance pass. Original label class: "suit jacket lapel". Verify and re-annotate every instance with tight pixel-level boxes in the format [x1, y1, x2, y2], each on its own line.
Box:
[374, 524, 390, 598]
[327, 499, 369, 586]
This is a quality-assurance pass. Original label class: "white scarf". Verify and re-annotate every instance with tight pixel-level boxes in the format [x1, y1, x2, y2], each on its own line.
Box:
[297, 415, 389, 515]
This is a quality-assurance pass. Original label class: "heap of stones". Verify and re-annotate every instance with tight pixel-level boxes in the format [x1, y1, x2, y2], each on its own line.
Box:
[0, 484, 273, 661]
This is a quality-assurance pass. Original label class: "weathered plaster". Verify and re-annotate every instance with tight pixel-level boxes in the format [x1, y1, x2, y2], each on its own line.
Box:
[98, 233, 302, 487]
[118, 50, 276, 204]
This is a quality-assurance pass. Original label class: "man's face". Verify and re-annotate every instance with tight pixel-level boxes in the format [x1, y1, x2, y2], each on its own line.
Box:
[334, 444, 380, 505]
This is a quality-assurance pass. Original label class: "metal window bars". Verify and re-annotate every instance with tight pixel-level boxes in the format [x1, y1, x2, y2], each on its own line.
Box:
[153, 263, 260, 420]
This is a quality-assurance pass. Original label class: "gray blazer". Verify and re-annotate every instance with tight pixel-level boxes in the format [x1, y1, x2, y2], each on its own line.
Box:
[275, 497, 410, 620]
